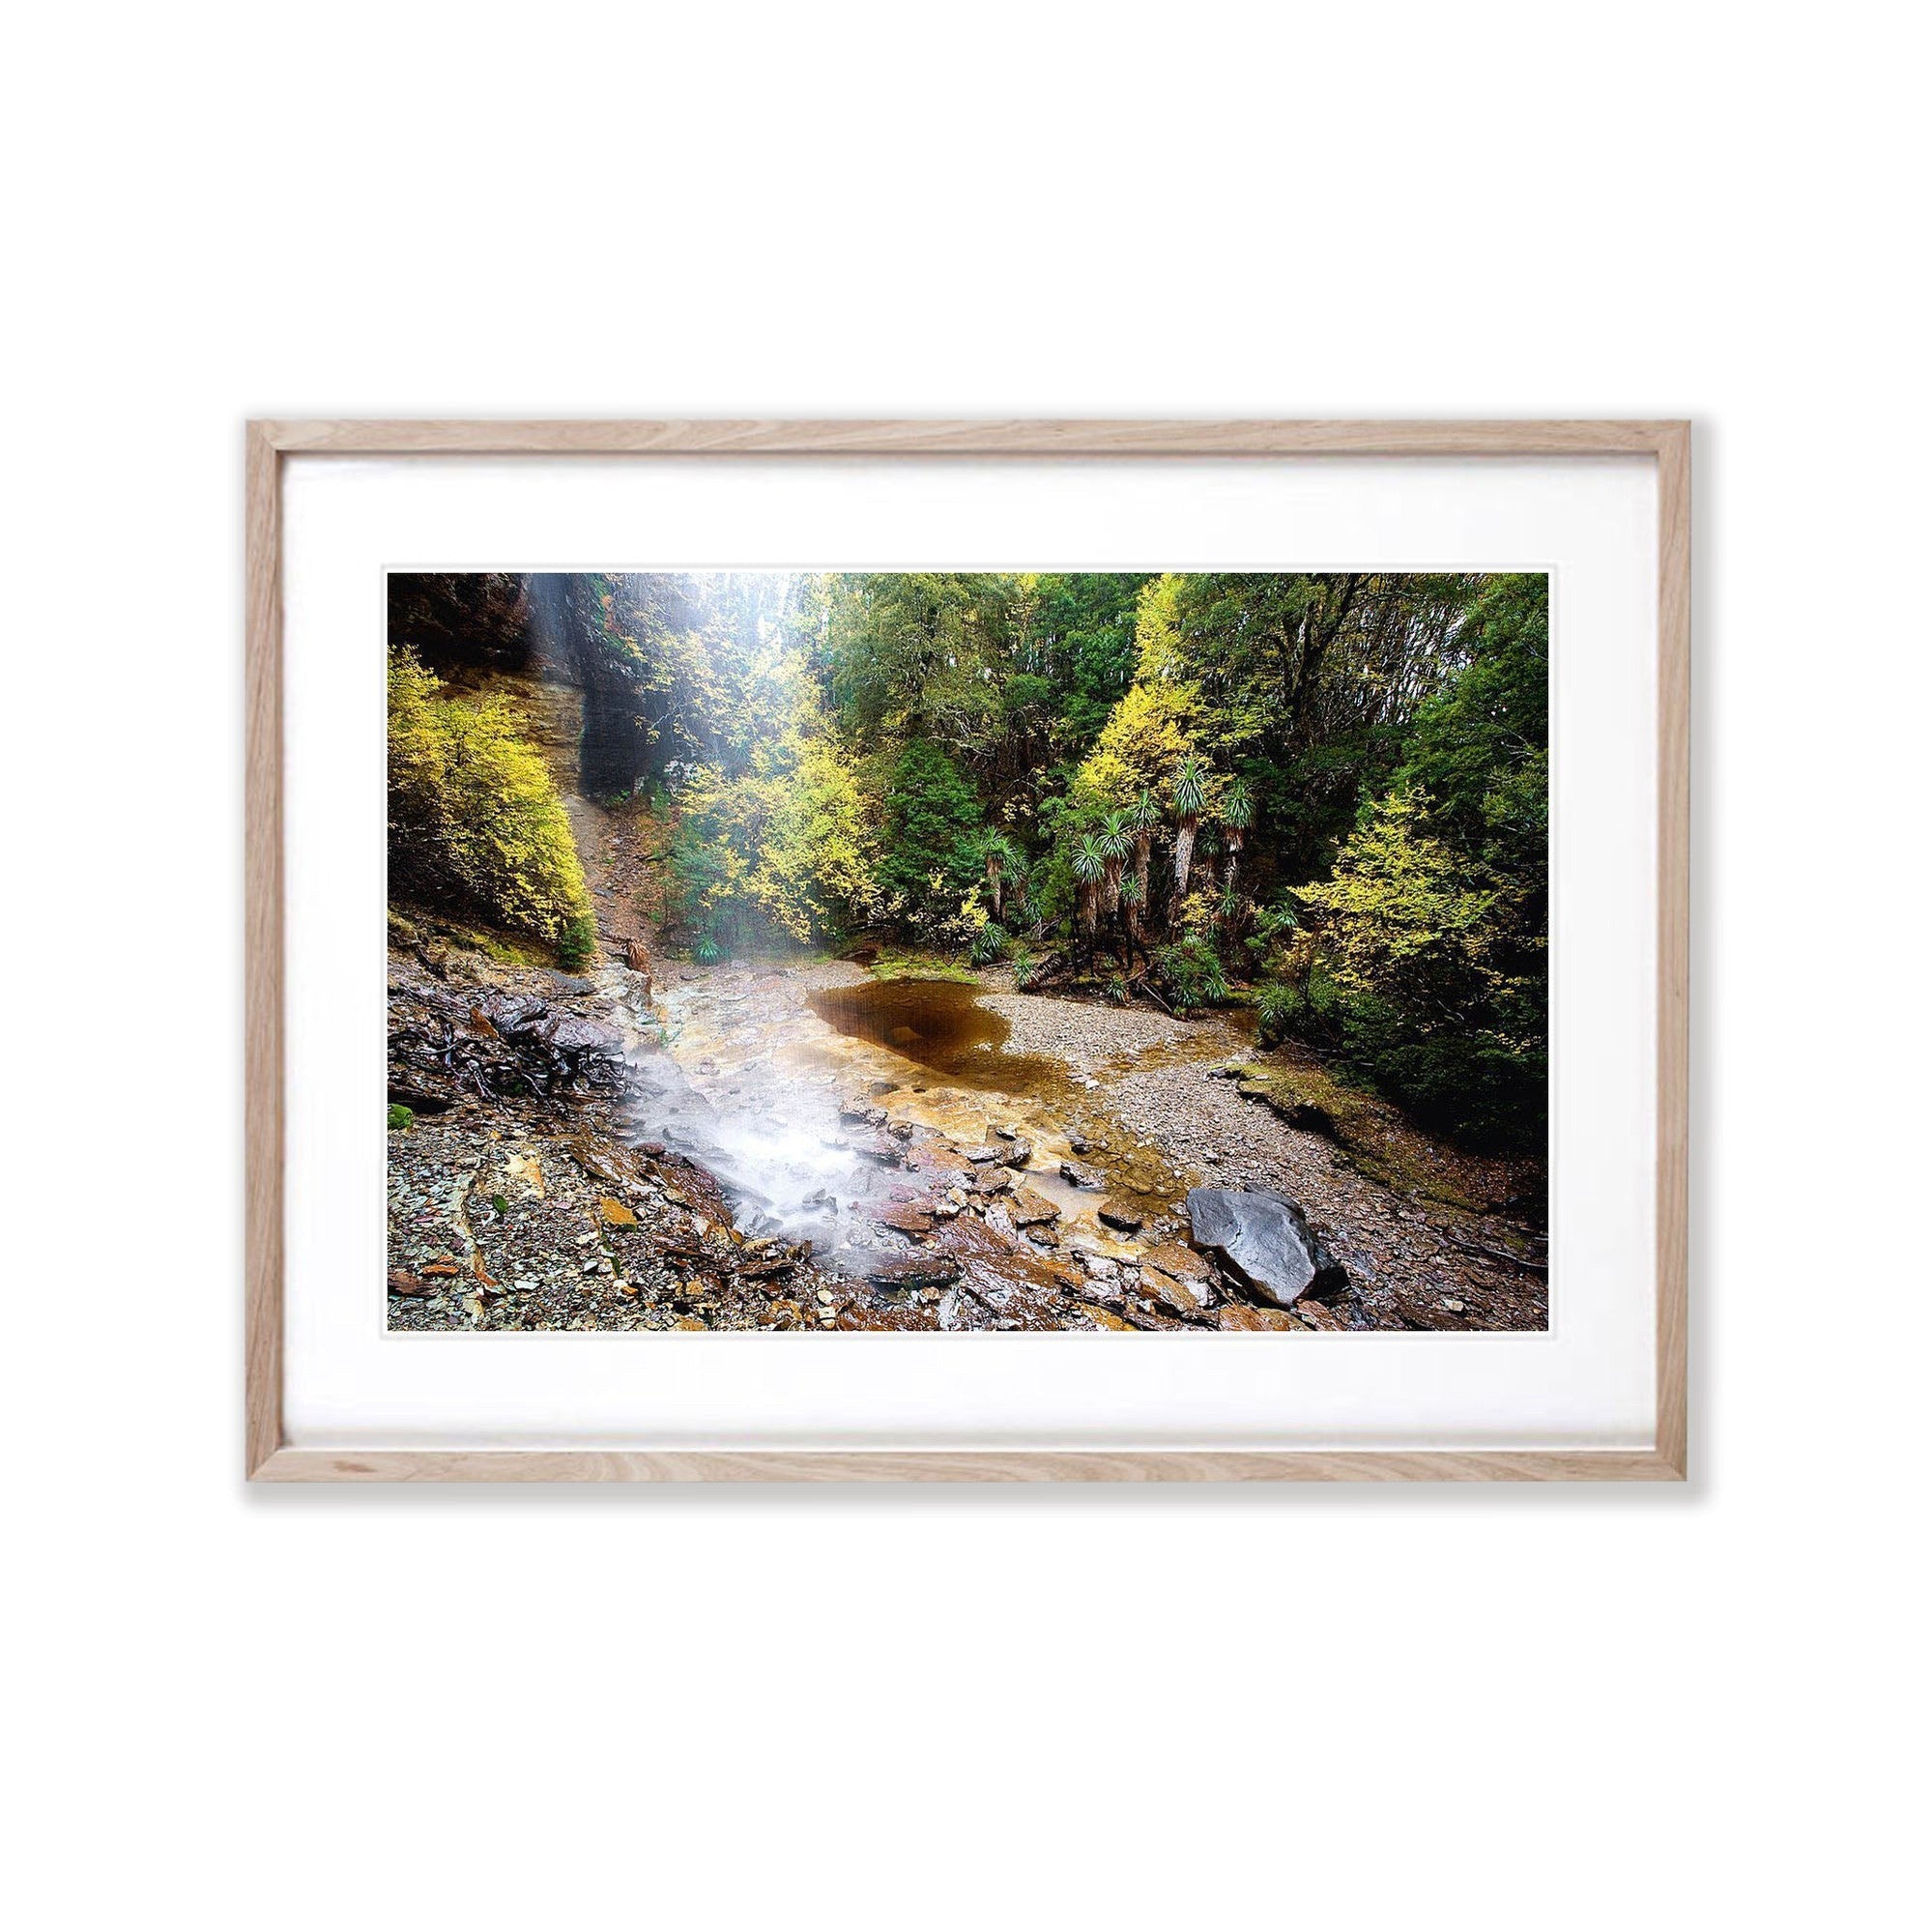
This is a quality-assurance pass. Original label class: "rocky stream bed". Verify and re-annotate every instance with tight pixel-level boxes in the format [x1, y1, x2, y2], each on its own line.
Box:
[386, 929, 1548, 1333]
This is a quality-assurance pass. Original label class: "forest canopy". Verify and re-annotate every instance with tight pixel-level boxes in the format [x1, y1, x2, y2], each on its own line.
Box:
[386, 569, 1548, 1147]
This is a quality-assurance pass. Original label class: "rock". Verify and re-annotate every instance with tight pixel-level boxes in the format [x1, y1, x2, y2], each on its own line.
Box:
[1291, 1298, 1350, 1332]
[1233, 1068, 1339, 1137]
[1139, 1242, 1211, 1285]
[997, 1139, 1033, 1168]
[873, 1202, 935, 1238]
[597, 1197, 637, 1226]
[538, 1012, 624, 1057]
[1184, 1187, 1349, 1308]
[420, 1258, 462, 1278]
[963, 1145, 1005, 1165]
[484, 993, 548, 1036]
[992, 1124, 1021, 1141]
[866, 1255, 961, 1290]
[886, 1119, 915, 1141]
[1067, 1133, 1090, 1155]
[1008, 1189, 1060, 1228]
[736, 1254, 798, 1281]
[840, 1097, 887, 1126]
[1214, 1302, 1307, 1332]
[388, 1270, 429, 1296]
[1059, 1159, 1103, 1189]
[1096, 1197, 1143, 1233]
[1139, 1262, 1205, 1315]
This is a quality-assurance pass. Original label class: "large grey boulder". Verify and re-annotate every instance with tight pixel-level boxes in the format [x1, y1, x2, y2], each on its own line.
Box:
[1185, 1187, 1348, 1308]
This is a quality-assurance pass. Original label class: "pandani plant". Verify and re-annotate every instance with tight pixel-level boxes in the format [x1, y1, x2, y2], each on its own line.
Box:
[1096, 809, 1133, 921]
[1119, 866, 1145, 957]
[1219, 778, 1254, 894]
[1072, 833, 1106, 958]
[1128, 787, 1160, 910]
[981, 832, 1017, 921]
[1168, 753, 1209, 928]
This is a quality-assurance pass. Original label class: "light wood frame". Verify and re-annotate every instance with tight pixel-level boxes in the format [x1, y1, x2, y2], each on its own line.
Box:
[246, 418, 1689, 1483]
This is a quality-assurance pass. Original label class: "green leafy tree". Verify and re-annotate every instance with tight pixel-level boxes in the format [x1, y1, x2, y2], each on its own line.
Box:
[876, 738, 986, 932]
[1297, 786, 1543, 1142]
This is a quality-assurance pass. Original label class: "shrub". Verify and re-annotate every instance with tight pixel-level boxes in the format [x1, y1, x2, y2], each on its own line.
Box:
[969, 920, 1008, 966]
[387, 649, 594, 950]
[387, 1104, 414, 1132]
[1337, 992, 1546, 1149]
[1255, 962, 1342, 1046]
[1256, 980, 1297, 1045]
[557, 914, 598, 972]
[1154, 937, 1229, 1012]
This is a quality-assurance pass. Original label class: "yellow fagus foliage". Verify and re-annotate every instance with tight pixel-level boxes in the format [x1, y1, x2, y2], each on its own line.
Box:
[387, 649, 594, 949]
[673, 706, 881, 948]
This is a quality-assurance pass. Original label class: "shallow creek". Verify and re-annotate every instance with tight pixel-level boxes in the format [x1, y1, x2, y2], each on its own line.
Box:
[626, 965, 1195, 1278]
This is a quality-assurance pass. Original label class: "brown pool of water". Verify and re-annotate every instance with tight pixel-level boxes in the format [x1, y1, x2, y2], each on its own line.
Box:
[806, 979, 1058, 1093]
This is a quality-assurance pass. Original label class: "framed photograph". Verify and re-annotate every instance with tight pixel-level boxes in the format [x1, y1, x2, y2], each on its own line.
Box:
[246, 419, 1687, 1481]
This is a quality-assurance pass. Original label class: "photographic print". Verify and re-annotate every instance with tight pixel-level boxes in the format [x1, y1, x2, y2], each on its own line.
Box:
[386, 568, 1549, 1334]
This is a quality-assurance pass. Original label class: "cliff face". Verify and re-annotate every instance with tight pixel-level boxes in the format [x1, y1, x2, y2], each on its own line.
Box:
[525, 575, 661, 799]
[388, 572, 537, 678]
[388, 571, 660, 800]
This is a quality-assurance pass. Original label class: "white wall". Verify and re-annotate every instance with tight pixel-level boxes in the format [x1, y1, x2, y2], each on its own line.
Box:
[7, 6, 1925, 1929]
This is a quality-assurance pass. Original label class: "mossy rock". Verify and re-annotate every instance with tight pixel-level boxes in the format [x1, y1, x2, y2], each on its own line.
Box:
[866, 949, 980, 985]
[1228, 1059, 1484, 1212]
